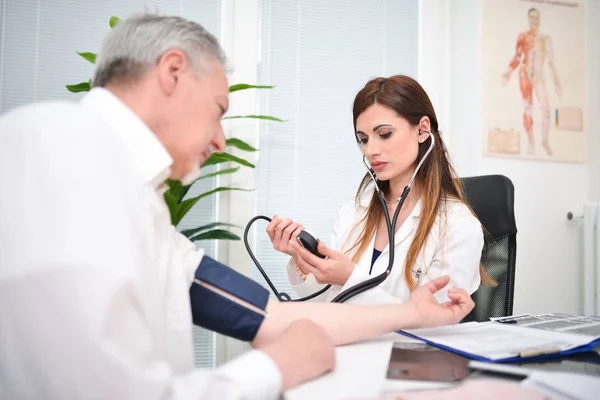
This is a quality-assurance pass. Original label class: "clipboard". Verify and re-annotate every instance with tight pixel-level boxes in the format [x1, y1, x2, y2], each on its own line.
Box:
[397, 313, 600, 364]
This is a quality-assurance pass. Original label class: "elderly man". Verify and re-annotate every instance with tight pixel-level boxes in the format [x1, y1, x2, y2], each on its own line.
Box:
[0, 14, 474, 400]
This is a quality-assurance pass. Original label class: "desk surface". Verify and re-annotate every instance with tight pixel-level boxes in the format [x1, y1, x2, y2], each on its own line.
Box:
[283, 332, 600, 400]
[284, 332, 452, 400]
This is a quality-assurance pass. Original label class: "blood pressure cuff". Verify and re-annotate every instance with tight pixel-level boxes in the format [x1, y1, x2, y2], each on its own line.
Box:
[189, 256, 270, 342]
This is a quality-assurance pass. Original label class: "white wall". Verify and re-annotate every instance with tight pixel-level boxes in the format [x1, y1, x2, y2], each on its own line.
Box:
[421, 0, 600, 315]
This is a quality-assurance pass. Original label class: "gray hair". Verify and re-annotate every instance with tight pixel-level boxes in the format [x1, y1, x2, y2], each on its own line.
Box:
[93, 14, 226, 87]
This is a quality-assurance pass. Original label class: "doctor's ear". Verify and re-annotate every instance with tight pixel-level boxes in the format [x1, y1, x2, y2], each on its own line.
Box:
[417, 117, 431, 143]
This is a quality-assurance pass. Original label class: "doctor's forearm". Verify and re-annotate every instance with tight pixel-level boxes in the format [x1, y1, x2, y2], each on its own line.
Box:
[252, 299, 419, 347]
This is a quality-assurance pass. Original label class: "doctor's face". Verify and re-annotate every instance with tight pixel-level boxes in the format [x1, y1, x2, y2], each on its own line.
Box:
[160, 56, 228, 183]
[355, 103, 420, 183]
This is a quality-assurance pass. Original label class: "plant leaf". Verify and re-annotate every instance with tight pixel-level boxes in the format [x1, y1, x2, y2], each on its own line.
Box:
[193, 167, 240, 182]
[229, 84, 274, 93]
[163, 191, 179, 225]
[222, 115, 284, 122]
[174, 187, 252, 225]
[190, 229, 241, 241]
[165, 179, 184, 202]
[109, 16, 121, 28]
[66, 82, 91, 93]
[77, 52, 96, 64]
[201, 152, 255, 168]
[177, 167, 242, 200]
[226, 138, 258, 152]
[181, 222, 241, 238]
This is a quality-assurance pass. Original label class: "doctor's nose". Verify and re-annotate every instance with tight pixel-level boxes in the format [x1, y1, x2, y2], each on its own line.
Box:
[365, 142, 381, 158]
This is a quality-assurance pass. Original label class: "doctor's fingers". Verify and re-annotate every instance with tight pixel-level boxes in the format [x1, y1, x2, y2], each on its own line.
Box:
[280, 221, 303, 243]
[290, 240, 327, 267]
[274, 222, 301, 252]
[266, 215, 281, 241]
[290, 224, 303, 242]
[278, 223, 303, 255]
[294, 247, 329, 283]
[274, 219, 294, 243]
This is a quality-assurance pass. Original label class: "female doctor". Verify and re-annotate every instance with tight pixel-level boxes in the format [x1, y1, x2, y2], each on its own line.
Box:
[267, 75, 494, 305]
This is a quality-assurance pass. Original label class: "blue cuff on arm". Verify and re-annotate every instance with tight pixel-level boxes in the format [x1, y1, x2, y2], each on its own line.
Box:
[189, 256, 270, 342]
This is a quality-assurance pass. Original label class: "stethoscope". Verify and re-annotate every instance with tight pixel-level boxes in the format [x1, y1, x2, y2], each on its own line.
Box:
[244, 130, 435, 303]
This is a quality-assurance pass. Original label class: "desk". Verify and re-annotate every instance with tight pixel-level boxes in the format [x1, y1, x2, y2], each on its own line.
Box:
[284, 332, 454, 400]
[284, 332, 600, 400]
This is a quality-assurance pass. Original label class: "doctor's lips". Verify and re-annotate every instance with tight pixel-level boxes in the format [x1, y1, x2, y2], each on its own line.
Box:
[370, 161, 387, 172]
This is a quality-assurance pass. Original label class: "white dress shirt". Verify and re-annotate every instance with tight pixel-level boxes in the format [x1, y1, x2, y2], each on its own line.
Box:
[287, 192, 484, 305]
[0, 88, 281, 400]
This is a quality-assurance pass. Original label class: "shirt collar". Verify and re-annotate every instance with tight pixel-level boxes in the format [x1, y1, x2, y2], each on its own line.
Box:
[80, 87, 173, 190]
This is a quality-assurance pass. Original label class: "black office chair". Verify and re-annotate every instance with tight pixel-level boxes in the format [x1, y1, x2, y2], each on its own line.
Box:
[459, 175, 517, 322]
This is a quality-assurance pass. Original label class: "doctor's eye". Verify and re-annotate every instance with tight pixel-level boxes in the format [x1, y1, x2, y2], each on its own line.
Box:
[379, 132, 392, 139]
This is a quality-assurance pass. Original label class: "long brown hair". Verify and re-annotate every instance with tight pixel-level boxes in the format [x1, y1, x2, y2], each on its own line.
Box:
[346, 75, 495, 290]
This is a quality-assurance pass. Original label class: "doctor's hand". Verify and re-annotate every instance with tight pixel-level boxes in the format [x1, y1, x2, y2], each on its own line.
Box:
[259, 319, 335, 390]
[404, 276, 475, 328]
[290, 240, 355, 286]
[266, 215, 303, 258]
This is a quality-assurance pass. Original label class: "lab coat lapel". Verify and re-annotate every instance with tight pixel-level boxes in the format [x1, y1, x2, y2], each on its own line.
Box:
[359, 199, 422, 271]
[355, 198, 422, 273]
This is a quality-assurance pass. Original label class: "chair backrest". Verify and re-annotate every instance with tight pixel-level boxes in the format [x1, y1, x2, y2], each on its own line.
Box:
[458, 175, 517, 322]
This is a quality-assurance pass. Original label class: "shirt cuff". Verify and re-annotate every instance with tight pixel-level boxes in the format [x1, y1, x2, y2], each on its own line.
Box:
[214, 349, 283, 400]
[286, 257, 305, 286]
[286, 258, 330, 300]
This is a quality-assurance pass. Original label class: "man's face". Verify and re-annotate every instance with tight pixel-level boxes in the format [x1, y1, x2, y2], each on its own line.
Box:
[528, 10, 540, 30]
[177, 60, 229, 184]
[155, 54, 229, 183]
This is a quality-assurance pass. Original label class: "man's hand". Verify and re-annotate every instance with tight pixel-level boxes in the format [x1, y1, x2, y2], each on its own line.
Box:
[404, 276, 475, 328]
[258, 319, 335, 391]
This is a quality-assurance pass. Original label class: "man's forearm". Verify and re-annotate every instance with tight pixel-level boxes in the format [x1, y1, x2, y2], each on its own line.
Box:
[252, 299, 419, 348]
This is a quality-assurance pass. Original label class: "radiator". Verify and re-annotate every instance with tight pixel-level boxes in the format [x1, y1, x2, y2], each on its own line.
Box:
[583, 203, 600, 316]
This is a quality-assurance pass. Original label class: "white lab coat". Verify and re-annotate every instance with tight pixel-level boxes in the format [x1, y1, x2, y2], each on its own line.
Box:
[0, 88, 281, 400]
[287, 191, 484, 305]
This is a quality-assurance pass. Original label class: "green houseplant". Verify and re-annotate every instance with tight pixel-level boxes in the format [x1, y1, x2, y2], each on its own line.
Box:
[68, 16, 282, 242]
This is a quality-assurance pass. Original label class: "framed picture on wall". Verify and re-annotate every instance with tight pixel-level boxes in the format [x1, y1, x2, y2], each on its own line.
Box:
[481, 0, 587, 163]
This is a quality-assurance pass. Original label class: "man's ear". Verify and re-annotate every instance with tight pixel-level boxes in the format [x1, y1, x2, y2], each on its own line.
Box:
[157, 49, 188, 96]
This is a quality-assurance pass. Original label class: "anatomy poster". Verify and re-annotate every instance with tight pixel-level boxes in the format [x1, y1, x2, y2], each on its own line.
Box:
[482, 0, 586, 162]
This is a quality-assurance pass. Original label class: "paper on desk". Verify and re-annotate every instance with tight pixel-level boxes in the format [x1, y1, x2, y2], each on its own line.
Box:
[492, 313, 600, 337]
[357, 380, 547, 400]
[402, 322, 595, 361]
[521, 370, 600, 400]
